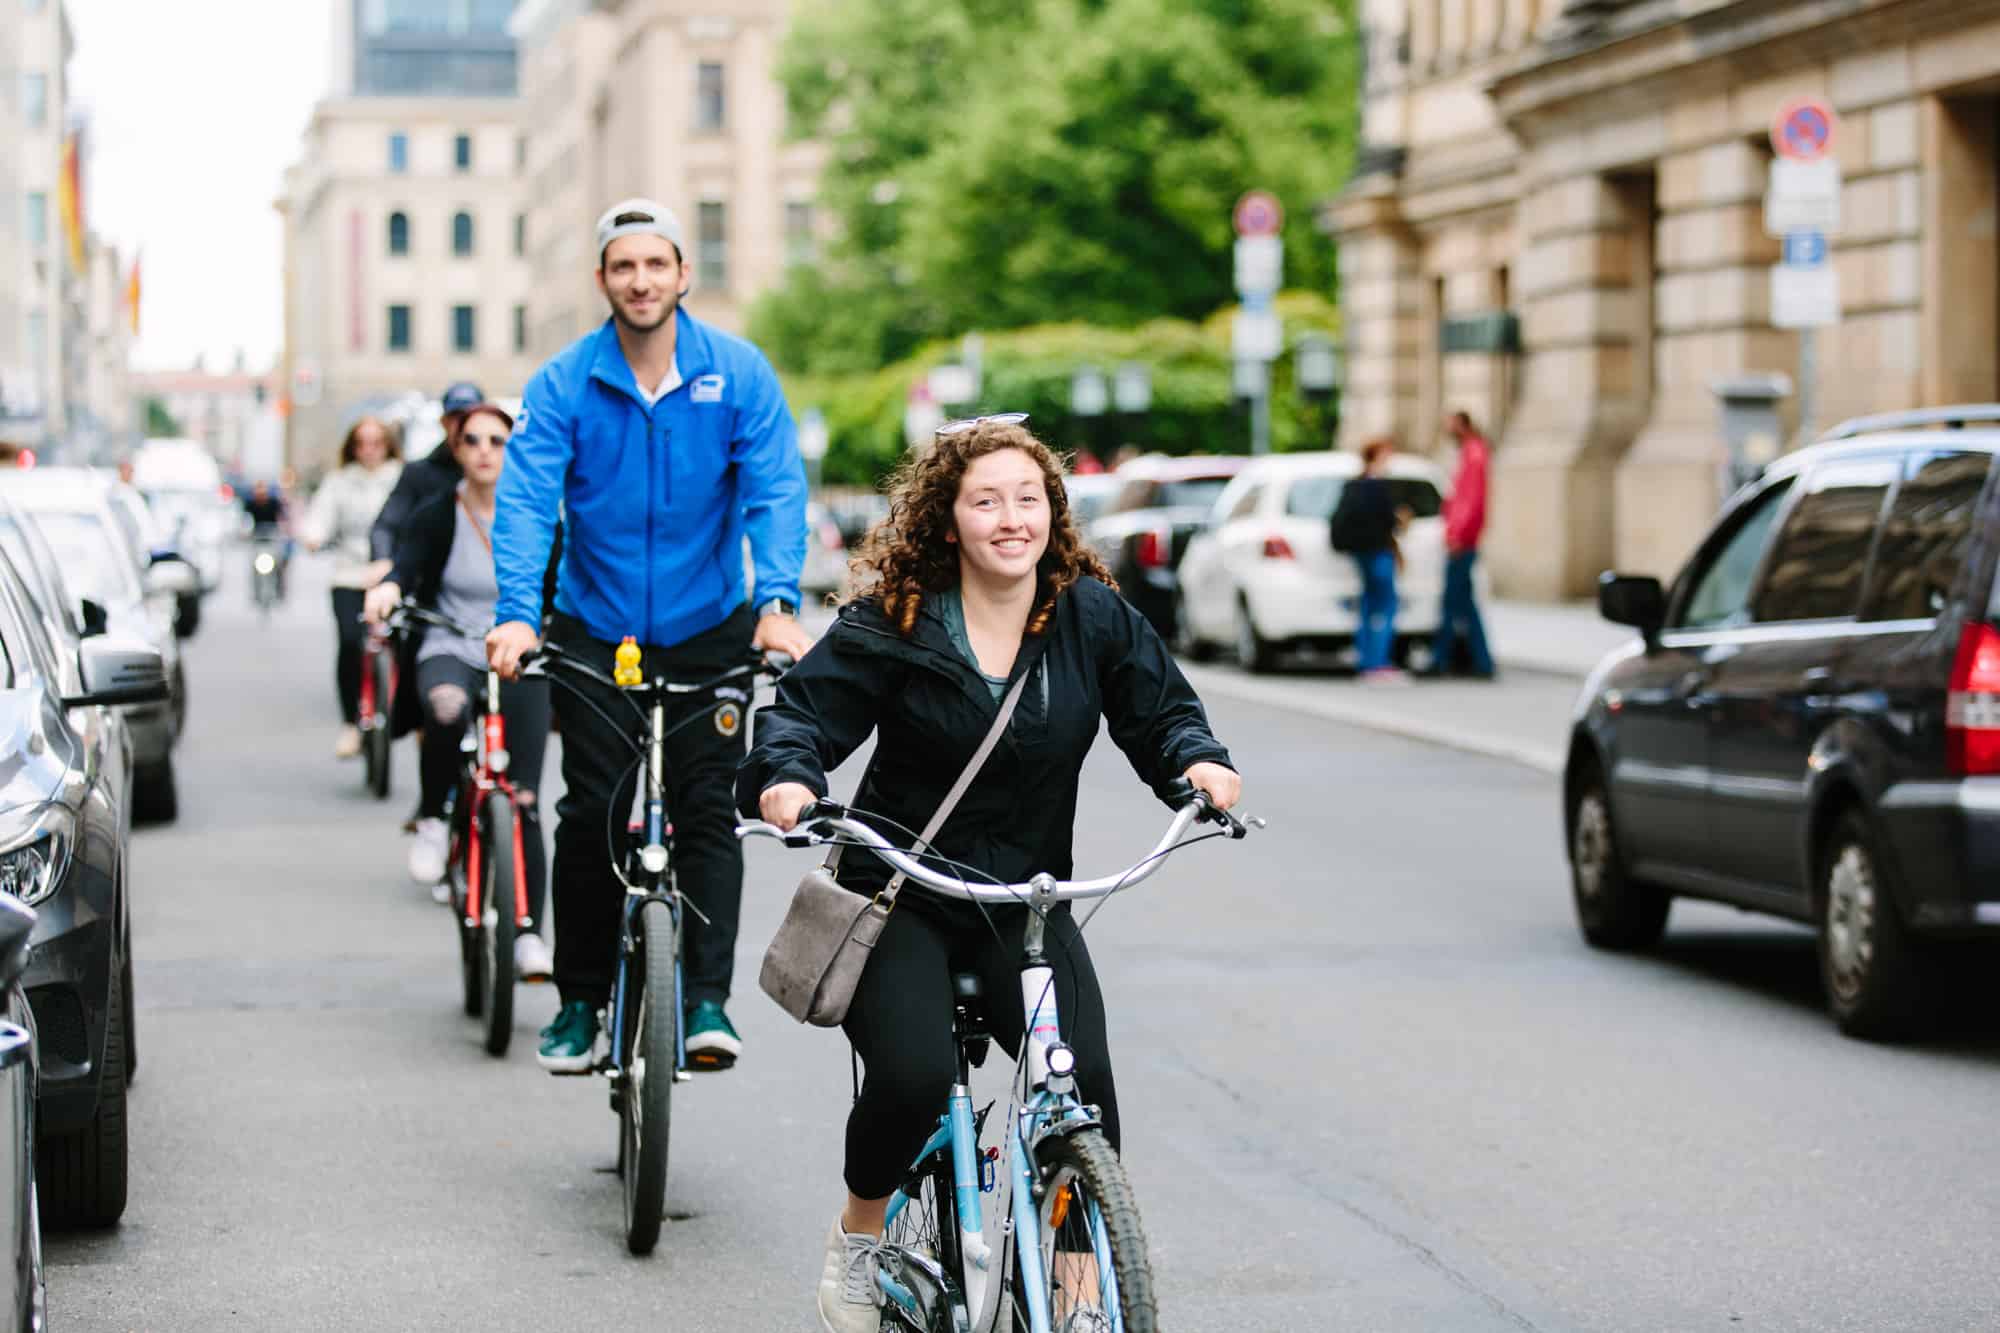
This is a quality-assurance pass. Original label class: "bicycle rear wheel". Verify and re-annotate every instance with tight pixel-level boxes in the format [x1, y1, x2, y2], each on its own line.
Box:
[1014, 1129, 1157, 1333]
[479, 796, 519, 1057]
[619, 896, 677, 1255]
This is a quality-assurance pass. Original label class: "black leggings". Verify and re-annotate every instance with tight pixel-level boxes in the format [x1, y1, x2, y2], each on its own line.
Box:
[331, 588, 367, 724]
[415, 654, 552, 929]
[840, 902, 1120, 1200]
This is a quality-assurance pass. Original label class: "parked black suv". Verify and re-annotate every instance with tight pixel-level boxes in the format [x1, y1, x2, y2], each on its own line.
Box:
[1088, 456, 1249, 637]
[1566, 406, 2000, 1041]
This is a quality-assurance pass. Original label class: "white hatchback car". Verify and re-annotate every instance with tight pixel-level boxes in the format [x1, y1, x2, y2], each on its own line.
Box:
[1175, 451, 1472, 671]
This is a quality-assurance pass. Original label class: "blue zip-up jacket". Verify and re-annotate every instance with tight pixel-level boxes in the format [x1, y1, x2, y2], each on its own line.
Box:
[493, 310, 807, 649]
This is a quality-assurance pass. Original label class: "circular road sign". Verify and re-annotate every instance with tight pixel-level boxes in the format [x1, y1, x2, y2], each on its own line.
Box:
[1234, 190, 1284, 237]
[1771, 97, 1837, 162]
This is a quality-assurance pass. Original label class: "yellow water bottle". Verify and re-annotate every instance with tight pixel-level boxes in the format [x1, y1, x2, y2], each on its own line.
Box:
[613, 635, 643, 687]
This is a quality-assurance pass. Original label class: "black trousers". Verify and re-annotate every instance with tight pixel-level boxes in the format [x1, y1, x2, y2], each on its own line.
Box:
[331, 587, 367, 724]
[415, 655, 552, 930]
[840, 902, 1120, 1200]
[547, 606, 752, 1009]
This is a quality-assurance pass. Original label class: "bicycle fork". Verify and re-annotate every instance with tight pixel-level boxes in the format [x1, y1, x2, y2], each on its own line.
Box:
[607, 696, 689, 1084]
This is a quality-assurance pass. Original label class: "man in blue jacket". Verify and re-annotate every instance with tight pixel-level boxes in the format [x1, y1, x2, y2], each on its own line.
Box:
[488, 198, 813, 1073]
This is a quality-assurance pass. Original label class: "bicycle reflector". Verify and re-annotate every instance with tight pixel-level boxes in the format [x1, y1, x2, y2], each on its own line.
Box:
[614, 636, 643, 687]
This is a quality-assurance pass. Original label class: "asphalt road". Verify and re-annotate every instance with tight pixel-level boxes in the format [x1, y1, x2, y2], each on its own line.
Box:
[46, 557, 2000, 1331]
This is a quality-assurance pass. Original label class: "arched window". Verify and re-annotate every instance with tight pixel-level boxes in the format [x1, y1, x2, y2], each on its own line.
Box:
[452, 211, 475, 256]
[387, 211, 410, 256]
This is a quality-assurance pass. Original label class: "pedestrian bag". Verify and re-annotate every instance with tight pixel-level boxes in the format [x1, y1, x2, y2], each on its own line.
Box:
[759, 671, 1029, 1027]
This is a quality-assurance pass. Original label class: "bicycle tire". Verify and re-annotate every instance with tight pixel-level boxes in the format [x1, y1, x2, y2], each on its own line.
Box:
[1013, 1129, 1157, 1333]
[620, 896, 677, 1255]
[479, 795, 519, 1057]
[366, 654, 394, 800]
[451, 813, 481, 1017]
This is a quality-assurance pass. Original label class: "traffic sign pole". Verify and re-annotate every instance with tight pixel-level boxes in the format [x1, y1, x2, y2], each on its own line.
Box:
[1766, 99, 1840, 450]
[1233, 191, 1284, 455]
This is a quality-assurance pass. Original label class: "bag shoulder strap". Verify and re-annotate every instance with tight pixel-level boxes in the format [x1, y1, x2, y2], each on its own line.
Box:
[826, 668, 1031, 898]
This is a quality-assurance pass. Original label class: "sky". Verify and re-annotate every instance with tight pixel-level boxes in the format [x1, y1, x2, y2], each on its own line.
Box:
[66, 0, 332, 374]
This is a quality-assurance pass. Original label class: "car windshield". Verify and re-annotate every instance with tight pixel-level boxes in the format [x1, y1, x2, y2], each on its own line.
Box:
[1286, 475, 1443, 520]
[1114, 476, 1235, 514]
[26, 510, 141, 605]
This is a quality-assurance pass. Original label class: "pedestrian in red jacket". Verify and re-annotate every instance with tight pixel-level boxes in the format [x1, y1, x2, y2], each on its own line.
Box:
[1427, 411, 1496, 678]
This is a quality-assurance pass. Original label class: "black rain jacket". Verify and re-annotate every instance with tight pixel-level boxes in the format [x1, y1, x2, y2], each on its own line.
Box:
[736, 577, 1234, 907]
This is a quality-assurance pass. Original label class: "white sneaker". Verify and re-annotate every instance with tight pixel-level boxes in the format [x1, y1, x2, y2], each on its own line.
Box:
[408, 818, 449, 886]
[431, 880, 452, 906]
[816, 1220, 883, 1333]
[334, 724, 362, 759]
[513, 932, 553, 983]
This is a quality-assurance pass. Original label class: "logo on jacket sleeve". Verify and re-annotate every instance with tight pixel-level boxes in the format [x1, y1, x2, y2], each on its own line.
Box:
[691, 374, 726, 403]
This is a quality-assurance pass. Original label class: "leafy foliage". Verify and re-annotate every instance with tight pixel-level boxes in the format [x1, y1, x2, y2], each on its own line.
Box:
[753, 0, 1359, 376]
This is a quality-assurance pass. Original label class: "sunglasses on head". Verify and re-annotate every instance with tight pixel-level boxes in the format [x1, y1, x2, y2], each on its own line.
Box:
[936, 412, 1029, 438]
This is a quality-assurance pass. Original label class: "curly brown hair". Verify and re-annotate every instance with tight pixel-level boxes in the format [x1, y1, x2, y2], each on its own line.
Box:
[846, 419, 1116, 636]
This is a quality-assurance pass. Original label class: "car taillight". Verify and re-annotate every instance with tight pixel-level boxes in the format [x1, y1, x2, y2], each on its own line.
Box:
[1262, 534, 1295, 560]
[1134, 530, 1167, 569]
[1947, 621, 2000, 774]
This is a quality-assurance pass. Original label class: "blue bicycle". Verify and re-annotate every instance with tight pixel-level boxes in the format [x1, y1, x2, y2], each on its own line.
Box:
[740, 788, 1252, 1332]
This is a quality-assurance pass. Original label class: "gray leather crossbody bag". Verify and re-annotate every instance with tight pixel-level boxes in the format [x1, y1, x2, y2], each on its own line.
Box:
[759, 670, 1030, 1027]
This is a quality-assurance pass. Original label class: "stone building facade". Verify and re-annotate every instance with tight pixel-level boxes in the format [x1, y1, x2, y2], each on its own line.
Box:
[1326, 0, 2000, 598]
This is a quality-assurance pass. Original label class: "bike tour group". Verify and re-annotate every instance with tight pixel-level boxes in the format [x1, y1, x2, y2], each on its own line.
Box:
[306, 198, 1246, 1333]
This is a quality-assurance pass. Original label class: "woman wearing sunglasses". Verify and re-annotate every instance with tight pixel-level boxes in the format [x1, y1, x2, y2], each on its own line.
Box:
[366, 404, 555, 981]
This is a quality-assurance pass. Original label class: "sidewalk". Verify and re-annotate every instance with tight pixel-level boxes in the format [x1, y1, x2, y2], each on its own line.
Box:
[1484, 599, 1634, 679]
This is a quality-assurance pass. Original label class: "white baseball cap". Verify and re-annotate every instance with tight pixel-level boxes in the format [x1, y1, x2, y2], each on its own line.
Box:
[595, 198, 685, 262]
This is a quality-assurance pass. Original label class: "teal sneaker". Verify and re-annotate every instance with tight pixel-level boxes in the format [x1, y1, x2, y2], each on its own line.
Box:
[684, 1000, 741, 1070]
[536, 1001, 600, 1074]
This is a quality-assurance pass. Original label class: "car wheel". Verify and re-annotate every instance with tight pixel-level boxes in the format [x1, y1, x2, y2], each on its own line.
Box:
[1173, 592, 1216, 663]
[1569, 768, 1669, 950]
[170, 663, 188, 736]
[121, 953, 137, 1088]
[1818, 809, 1928, 1041]
[134, 756, 178, 825]
[1234, 597, 1278, 674]
[36, 967, 128, 1229]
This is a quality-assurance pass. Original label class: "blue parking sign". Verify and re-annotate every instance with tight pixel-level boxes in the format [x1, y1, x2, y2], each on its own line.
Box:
[1783, 231, 1828, 266]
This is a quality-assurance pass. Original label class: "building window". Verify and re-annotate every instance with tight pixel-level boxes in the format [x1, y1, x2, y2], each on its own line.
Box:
[453, 305, 477, 353]
[387, 210, 410, 256]
[785, 201, 815, 266]
[513, 304, 528, 353]
[388, 132, 409, 173]
[452, 211, 475, 256]
[22, 73, 48, 130]
[695, 62, 725, 131]
[514, 213, 527, 257]
[24, 193, 47, 251]
[387, 305, 412, 352]
[697, 202, 728, 289]
[454, 133, 473, 171]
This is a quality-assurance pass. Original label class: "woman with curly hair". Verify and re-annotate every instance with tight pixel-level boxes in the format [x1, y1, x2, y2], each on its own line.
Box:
[737, 414, 1241, 1333]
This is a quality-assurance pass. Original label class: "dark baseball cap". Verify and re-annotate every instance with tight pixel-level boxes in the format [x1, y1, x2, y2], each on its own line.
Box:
[440, 382, 485, 417]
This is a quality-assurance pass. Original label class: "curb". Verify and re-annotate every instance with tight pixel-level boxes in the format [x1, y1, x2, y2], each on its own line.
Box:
[1179, 663, 1567, 776]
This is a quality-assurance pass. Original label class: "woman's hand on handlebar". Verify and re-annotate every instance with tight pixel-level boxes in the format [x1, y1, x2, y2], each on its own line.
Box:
[759, 782, 820, 832]
[362, 582, 402, 625]
[1182, 761, 1240, 813]
[486, 620, 541, 681]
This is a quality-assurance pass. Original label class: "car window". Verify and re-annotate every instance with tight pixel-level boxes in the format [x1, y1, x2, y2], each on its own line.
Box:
[1223, 484, 1263, 522]
[0, 559, 59, 687]
[1158, 477, 1232, 510]
[1753, 456, 1898, 624]
[1108, 480, 1158, 514]
[1677, 479, 1795, 631]
[26, 510, 143, 605]
[1861, 451, 1991, 622]
[1286, 476, 1341, 518]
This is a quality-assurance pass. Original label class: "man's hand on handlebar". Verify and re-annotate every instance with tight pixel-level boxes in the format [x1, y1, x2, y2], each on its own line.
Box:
[753, 612, 815, 662]
[486, 620, 541, 681]
[759, 782, 820, 833]
[362, 582, 402, 625]
[1182, 761, 1240, 813]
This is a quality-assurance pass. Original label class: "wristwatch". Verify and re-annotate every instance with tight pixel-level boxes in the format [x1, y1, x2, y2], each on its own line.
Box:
[756, 597, 798, 620]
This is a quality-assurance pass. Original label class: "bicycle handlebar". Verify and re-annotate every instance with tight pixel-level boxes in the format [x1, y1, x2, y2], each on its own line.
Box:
[520, 638, 782, 697]
[735, 792, 1251, 904]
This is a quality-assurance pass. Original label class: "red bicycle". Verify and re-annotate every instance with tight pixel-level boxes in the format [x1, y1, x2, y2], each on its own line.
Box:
[357, 618, 398, 800]
[389, 605, 534, 1056]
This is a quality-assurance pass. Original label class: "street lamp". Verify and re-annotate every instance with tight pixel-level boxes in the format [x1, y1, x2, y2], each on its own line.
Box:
[1112, 361, 1151, 460]
[1071, 365, 1108, 466]
[1294, 332, 1342, 444]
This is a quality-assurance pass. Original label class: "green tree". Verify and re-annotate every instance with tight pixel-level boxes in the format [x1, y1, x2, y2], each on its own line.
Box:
[752, 0, 1358, 375]
[142, 397, 183, 438]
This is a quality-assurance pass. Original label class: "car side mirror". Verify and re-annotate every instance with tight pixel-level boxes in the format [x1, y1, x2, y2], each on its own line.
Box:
[78, 598, 108, 638]
[65, 636, 170, 708]
[143, 557, 200, 600]
[1598, 572, 1666, 644]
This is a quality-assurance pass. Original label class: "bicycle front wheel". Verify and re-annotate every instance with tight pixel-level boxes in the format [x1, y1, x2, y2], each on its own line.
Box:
[478, 796, 519, 1057]
[1015, 1129, 1157, 1333]
[365, 654, 393, 800]
[620, 896, 677, 1255]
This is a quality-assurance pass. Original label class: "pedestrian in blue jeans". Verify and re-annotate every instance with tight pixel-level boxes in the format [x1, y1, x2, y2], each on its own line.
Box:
[1428, 410, 1496, 679]
[1330, 437, 1409, 682]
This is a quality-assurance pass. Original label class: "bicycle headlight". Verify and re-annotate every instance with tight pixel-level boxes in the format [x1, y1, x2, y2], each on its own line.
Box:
[0, 811, 73, 907]
[253, 553, 277, 575]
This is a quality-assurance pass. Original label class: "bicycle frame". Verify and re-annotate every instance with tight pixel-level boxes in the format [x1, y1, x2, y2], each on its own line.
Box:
[458, 669, 533, 933]
[605, 689, 687, 1084]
